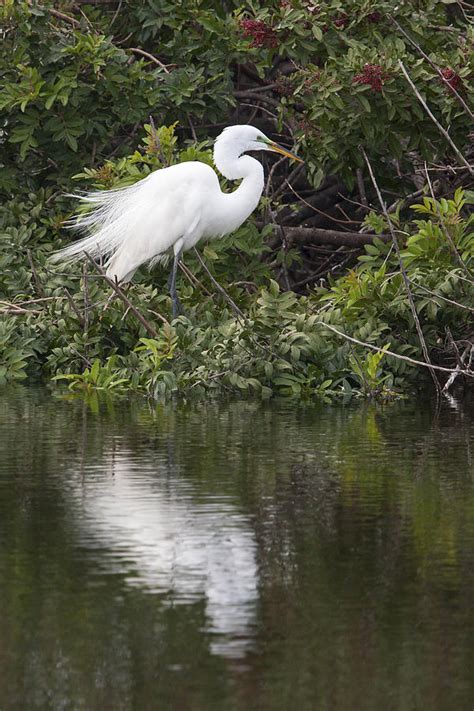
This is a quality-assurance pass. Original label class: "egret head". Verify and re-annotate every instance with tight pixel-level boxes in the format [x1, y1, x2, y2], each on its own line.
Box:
[215, 125, 303, 163]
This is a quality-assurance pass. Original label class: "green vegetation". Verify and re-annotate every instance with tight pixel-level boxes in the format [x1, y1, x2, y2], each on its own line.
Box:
[1, 1, 473, 399]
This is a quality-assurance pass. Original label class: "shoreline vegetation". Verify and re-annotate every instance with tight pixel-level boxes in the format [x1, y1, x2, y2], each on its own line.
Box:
[1, 1, 472, 401]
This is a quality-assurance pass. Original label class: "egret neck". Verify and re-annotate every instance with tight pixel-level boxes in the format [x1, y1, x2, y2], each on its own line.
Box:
[213, 144, 265, 236]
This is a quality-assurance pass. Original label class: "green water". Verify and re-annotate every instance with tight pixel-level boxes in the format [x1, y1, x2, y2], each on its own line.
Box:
[0, 388, 473, 711]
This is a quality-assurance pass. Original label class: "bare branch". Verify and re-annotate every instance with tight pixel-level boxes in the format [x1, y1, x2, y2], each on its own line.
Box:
[356, 168, 368, 207]
[362, 148, 442, 394]
[192, 248, 245, 320]
[414, 283, 474, 312]
[442, 342, 472, 394]
[390, 16, 474, 120]
[127, 48, 172, 73]
[84, 253, 168, 334]
[64, 288, 85, 327]
[398, 60, 473, 175]
[423, 162, 471, 277]
[315, 321, 473, 378]
[27, 249, 45, 297]
[48, 8, 81, 28]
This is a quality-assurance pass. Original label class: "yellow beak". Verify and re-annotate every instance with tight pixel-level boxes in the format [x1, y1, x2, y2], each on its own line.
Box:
[268, 141, 303, 163]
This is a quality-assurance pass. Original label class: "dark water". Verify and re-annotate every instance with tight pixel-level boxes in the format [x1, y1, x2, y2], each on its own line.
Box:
[0, 388, 473, 711]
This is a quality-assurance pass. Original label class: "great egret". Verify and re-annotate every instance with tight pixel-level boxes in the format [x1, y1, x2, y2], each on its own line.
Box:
[51, 124, 302, 317]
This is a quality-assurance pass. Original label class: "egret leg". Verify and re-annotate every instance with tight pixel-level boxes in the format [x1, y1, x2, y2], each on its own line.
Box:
[168, 250, 183, 319]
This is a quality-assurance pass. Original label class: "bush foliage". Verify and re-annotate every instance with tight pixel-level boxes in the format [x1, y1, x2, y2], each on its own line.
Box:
[0, 0, 473, 400]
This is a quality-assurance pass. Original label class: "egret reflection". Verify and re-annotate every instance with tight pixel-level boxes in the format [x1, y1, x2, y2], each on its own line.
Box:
[71, 450, 258, 659]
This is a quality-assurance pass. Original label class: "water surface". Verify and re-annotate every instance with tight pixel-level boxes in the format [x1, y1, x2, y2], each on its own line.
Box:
[0, 388, 473, 710]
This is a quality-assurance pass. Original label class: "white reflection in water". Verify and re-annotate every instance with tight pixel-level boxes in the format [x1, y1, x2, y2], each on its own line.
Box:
[72, 452, 258, 659]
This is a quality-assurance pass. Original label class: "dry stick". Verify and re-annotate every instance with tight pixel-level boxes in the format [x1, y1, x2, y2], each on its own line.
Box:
[234, 83, 279, 97]
[127, 47, 171, 73]
[27, 249, 45, 297]
[147, 309, 173, 326]
[48, 8, 81, 28]
[423, 162, 472, 277]
[149, 115, 166, 165]
[362, 148, 442, 394]
[292, 248, 356, 289]
[192, 248, 245, 320]
[414, 283, 474, 312]
[178, 261, 213, 297]
[445, 326, 465, 369]
[273, 162, 304, 199]
[457, 273, 474, 286]
[187, 254, 289, 366]
[356, 168, 368, 207]
[389, 16, 474, 121]
[265, 155, 286, 198]
[109, 0, 123, 27]
[0, 309, 36, 315]
[315, 321, 473, 378]
[64, 288, 85, 327]
[83, 261, 90, 333]
[0, 300, 39, 314]
[387, 188, 424, 214]
[274, 219, 292, 292]
[442, 343, 472, 394]
[187, 113, 197, 142]
[264, 191, 292, 289]
[9, 296, 65, 306]
[398, 60, 473, 175]
[239, 103, 295, 137]
[84, 252, 167, 335]
[286, 181, 359, 225]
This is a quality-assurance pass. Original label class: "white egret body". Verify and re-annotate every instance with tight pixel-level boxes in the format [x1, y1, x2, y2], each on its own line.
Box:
[51, 125, 301, 316]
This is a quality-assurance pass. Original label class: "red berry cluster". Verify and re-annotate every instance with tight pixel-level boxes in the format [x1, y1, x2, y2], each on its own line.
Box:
[240, 19, 278, 48]
[333, 12, 349, 28]
[302, 71, 321, 94]
[440, 67, 462, 93]
[275, 75, 294, 96]
[367, 11, 382, 23]
[353, 63, 387, 92]
[298, 117, 313, 132]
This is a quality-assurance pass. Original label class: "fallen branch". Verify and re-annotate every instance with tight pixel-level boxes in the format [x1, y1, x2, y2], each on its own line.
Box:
[280, 226, 390, 247]
[398, 60, 473, 175]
